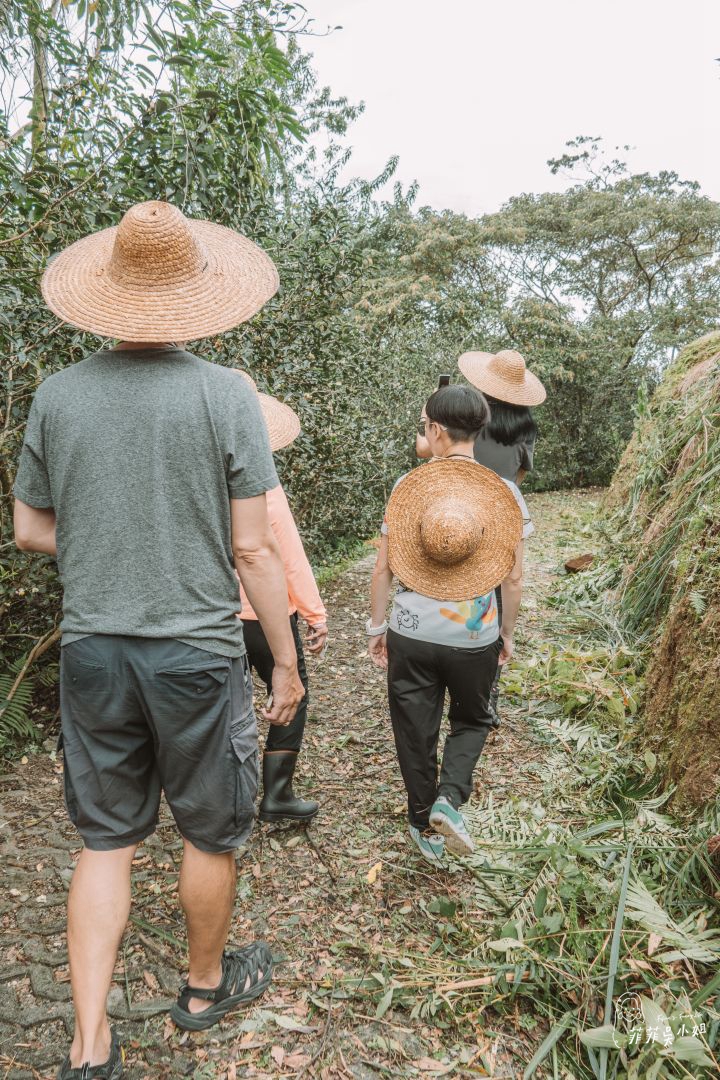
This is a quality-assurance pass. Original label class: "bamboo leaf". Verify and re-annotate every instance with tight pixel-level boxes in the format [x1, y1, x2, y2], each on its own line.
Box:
[523, 1010, 577, 1078]
[375, 988, 393, 1019]
[580, 1025, 623, 1049]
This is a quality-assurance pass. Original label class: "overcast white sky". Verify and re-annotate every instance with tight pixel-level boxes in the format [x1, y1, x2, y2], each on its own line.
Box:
[303, 0, 720, 214]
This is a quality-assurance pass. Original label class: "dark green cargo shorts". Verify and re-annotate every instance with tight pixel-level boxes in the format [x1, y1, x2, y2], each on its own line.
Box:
[59, 635, 258, 853]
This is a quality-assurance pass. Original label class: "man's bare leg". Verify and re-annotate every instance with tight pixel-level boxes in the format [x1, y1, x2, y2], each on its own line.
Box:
[67, 844, 137, 1066]
[179, 839, 238, 1013]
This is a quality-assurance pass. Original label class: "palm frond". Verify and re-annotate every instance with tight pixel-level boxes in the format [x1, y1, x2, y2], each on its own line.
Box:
[663, 798, 720, 912]
[624, 878, 720, 964]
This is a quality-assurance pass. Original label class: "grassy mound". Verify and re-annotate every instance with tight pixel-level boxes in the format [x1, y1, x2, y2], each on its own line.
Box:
[608, 330, 720, 807]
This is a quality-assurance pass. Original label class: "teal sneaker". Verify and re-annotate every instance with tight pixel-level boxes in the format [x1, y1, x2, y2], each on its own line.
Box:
[429, 797, 474, 855]
[409, 825, 446, 867]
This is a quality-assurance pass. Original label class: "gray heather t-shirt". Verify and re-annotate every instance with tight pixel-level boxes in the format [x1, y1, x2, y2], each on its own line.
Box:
[13, 348, 278, 657]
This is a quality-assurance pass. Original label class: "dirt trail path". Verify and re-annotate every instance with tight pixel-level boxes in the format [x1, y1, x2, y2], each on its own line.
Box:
[0, 491, 598, 1079]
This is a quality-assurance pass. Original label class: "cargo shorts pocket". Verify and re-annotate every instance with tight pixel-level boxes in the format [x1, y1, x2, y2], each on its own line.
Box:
[230, 708, 259, 832]
[58, 734, 81, 827]
[156, 658, 231, 697]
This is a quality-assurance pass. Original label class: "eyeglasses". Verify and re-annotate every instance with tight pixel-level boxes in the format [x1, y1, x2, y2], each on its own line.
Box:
[417, 418, 446, 435]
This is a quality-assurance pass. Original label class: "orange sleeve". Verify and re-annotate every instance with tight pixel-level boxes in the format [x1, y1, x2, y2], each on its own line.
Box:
[271, 485, 327, 624]
[237, 485, 326, 625]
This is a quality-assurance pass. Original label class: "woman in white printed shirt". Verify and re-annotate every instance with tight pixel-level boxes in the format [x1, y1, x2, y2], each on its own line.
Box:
[367, 385, 532, 866]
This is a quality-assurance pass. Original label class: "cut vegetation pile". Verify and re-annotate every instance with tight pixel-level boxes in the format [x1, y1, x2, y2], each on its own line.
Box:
[608, 331, 720, 807]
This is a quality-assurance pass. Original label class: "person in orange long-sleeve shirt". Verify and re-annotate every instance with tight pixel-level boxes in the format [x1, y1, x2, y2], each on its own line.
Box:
[235, 371, 328, 823]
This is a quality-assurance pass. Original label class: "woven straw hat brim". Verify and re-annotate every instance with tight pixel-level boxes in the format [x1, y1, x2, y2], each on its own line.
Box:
[41, 220, 279, 342]
[386, 459, 523, 601]
[233, 369, 300, 451]
[458, 351, 547, 406]
[257, 391, 301, 452]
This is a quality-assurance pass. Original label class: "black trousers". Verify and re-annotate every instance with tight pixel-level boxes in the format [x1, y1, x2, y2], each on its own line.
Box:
[242, 614, 309, 753]
[386, 629, 500, 831]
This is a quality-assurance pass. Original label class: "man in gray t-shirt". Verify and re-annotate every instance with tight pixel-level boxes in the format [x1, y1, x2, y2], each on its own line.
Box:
[15, 346, 278, 656]
[13, 201, 304, 1077]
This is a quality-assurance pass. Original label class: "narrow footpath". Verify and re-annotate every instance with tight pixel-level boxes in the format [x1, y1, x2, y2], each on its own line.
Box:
[0, 491, 598, 1080]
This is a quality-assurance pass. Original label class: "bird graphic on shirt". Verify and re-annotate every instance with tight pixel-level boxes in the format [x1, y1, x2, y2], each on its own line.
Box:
[439, 595, 496, 638]
[396, 606, 419, 631]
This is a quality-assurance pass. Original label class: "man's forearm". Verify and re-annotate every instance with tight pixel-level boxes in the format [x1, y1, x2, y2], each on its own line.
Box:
[236, 546, 297, 666]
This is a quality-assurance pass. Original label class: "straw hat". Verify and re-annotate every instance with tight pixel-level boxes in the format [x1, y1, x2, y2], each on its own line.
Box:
[234, 369, 300, 452]
[458, 349, 546, 406]
[41, 200, 279, 342]
[386, 459, 522, 601]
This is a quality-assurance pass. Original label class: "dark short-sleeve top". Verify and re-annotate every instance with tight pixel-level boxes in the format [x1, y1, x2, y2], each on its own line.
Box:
[473, 430, 535, 483]
[13, 347, 278, 656]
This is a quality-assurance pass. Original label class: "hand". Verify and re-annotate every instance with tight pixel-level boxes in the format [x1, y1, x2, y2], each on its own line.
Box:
[262, 662, 304, 726]
[415, 435, 432, 460]
[305, 621, 328, 656]
[498, 635, 514, 666]
[368, 632, 388, 670]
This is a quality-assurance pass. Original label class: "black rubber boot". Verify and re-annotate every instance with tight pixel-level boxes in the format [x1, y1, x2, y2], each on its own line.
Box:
[489, 668, 502, 729]
[258, 751, 319, 823]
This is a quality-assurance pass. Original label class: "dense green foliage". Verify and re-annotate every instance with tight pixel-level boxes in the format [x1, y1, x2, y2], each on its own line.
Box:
[1, 3, 719, 745]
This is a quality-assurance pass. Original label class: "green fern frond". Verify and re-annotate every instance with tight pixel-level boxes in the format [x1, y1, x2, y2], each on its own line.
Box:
[689, 589, 707, 617]
[514, 860, 555, 927]
[0, 672, 37, 749]
[35, 662, 59, 688]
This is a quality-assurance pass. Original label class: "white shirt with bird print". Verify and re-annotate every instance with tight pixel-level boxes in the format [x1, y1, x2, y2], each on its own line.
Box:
[381, 475, 533, 648]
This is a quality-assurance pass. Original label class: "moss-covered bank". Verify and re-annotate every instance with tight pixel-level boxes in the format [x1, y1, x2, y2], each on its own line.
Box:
[608, 331, 720, 807]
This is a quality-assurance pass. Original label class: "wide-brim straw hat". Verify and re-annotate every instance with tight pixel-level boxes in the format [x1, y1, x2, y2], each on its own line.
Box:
[41, 200, 279, 342]
[458, 349, 546, 406]
[234, 369, 300, 452]
[386, 458, 522, 601]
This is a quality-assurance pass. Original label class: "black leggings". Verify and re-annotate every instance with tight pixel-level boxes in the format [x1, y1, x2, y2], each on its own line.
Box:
[386, 629, 500, 830]
[242, 614, 309, 752]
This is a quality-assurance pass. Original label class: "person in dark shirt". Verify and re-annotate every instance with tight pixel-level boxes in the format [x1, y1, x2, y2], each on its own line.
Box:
[457, 349, 546, 725]
[457, 349, 545, 483]
[474, 395, 538, 483]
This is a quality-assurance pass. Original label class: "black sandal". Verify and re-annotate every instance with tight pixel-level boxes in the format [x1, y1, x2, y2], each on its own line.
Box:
[170, 942, 273, 1031]
[56, 1029, 124, 1079]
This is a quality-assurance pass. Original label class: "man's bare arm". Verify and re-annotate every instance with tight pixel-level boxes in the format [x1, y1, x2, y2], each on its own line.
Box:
[14, 499, 57, 555]
[231, 494, 303, 726]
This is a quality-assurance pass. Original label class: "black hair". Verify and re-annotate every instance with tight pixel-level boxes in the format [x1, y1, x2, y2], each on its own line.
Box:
[483, 395, 538, 447]
[425, 384, 491, 442]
